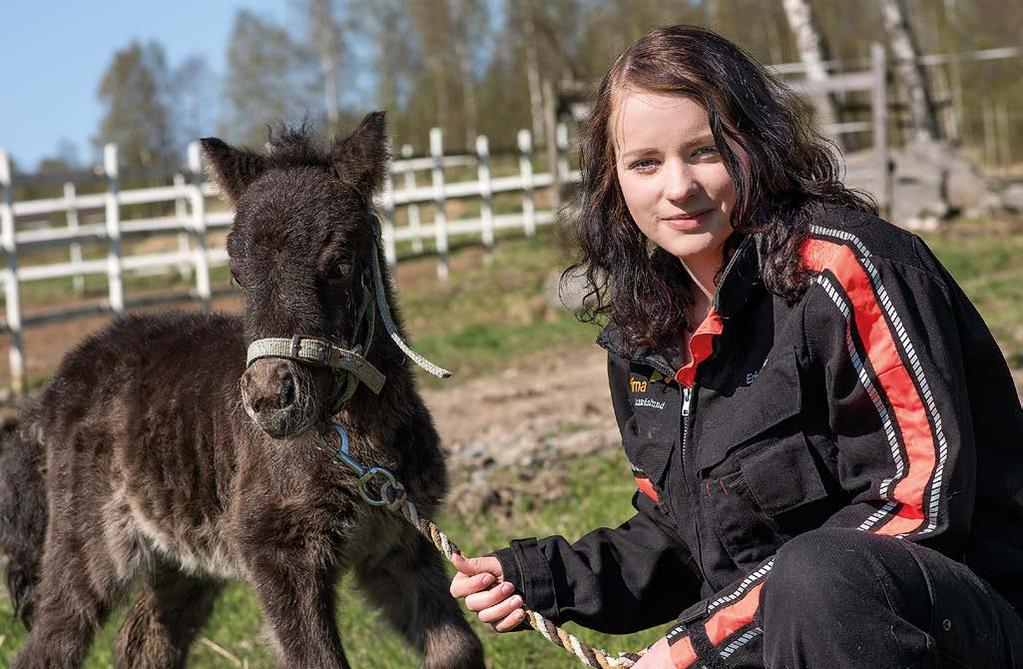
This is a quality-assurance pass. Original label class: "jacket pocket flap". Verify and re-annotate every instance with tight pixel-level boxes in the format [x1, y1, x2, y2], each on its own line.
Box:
[740, 434, 828, 516]
[695, 349, 801, 472]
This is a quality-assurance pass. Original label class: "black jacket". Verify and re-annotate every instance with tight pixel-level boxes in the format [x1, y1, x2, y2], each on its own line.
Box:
[495, 207, 1023, 658]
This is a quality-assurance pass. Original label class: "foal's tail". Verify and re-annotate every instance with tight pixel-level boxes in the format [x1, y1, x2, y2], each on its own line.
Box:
[0, 410, 47, 629]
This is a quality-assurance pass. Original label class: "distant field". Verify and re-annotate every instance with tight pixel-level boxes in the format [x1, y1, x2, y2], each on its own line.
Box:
[0, 219, 1020, 666]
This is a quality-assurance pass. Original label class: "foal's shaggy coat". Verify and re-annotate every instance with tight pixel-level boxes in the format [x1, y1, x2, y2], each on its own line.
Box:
[0, 113, 485, 668]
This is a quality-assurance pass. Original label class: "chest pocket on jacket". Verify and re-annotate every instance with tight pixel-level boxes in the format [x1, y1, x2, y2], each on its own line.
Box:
[697, 351, 835, 571]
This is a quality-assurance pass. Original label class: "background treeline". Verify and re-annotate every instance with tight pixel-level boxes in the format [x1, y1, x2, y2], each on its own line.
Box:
[17, 0, 1023, 178]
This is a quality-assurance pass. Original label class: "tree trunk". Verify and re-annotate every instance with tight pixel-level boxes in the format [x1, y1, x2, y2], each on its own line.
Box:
[878, 0, 941, 142]
[781, 0, 845, 148]
[520, 2, 546, 148]
[457, 40, 478, 149]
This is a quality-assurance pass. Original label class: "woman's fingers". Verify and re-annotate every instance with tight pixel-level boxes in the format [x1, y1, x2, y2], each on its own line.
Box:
[465, 580, 515, 612]
[452, 553, 503, 579]
[450, 570, 495, 599]
[450, 552, 525, 632]
[477, 591, 524, 625]
[493, 607, 527, 632]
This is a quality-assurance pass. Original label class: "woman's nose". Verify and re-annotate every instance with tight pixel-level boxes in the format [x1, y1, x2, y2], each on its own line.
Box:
[664, 164, 699, 202]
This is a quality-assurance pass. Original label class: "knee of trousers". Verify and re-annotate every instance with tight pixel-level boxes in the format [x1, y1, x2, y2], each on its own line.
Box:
[760, 527, 902, 623]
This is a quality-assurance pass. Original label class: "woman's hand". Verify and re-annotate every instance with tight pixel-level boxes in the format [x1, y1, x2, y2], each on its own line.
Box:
[632, 637, 673, 668]
[450, 552, 526, 632]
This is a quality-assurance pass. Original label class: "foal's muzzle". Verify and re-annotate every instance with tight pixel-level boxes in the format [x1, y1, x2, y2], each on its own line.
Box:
[240, 359, 317, 438]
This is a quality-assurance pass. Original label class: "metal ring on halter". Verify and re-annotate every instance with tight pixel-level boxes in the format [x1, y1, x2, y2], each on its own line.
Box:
[357, 467, 401, 507]
[379, 480, 407, 512]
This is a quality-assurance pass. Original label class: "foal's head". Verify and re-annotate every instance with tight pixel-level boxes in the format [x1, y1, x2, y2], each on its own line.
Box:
[201, 113, 389, 438]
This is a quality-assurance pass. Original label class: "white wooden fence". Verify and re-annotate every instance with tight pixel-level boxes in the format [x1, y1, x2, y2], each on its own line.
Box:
[0, 124, 578, 394]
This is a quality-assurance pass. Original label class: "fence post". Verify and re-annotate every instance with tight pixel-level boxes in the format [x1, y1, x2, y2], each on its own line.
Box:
[476, 135, 495, 263]
[0, 151, 24, 395]
[381, 147, 397, 266]
[870, 44, 892, 219]
[430, 128, 449, 280]
[187, 142, 211, 311]
[517, 129, 536, 238]
[996, 101, 1010, 170]
[173, 173, 193, 280]
[103, 143, 124, 315]
[401, 144, 423, 254]
[556, 122, 570, 185]
[64, 181, 85, 295]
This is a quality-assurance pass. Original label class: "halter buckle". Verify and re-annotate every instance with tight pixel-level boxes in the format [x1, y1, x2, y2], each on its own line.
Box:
[289, 335, 332, 366]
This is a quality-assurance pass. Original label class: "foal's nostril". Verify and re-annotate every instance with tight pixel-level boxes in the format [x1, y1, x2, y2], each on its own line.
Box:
[279, 374, 296, 408]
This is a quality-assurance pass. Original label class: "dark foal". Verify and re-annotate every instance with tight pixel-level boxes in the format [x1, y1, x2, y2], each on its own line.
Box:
[0, 112, 485, 669]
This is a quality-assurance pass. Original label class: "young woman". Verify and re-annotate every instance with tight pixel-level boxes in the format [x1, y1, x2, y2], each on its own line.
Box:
[450, 26, 1023, 668]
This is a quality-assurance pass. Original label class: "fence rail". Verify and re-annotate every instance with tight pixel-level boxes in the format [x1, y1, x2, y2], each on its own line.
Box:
[0, 124, 577, 393]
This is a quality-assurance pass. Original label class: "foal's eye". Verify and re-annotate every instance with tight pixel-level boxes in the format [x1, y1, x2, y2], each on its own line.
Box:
[326, 261, 353, 282]
[229, 269, 244, 288]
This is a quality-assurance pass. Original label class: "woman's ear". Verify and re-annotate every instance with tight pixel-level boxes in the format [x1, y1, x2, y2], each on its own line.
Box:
[199, 137, 268, 206]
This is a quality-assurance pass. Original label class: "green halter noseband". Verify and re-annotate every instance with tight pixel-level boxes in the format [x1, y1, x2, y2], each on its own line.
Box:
[244, 215, 451, 417]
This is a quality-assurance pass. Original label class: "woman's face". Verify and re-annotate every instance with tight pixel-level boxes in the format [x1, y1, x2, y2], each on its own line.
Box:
[613, 90, 736, 274]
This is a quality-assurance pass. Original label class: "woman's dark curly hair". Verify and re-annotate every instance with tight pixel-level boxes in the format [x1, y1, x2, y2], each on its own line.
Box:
[567, 25, 876, 353]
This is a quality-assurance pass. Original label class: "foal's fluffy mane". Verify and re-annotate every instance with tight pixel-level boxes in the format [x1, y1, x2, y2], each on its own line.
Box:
[264, 123, 333, 169]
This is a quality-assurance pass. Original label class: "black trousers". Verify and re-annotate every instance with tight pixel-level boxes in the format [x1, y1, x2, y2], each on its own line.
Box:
[725, 528, 1023, 668]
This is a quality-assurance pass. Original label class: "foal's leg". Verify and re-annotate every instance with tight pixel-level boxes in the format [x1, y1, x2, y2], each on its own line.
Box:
[241, 538, 348, 668]
[112, 568, 222, 669]
[12, 532, 121, 669]
[354, 524, 485, 669]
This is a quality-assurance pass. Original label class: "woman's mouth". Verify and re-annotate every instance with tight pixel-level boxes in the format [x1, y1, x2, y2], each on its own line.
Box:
[660, 208, 714, 230]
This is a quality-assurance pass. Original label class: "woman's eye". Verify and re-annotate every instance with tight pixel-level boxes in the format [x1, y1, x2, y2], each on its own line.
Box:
[629, 159, 658, 172]
[693, 145, 719, 158]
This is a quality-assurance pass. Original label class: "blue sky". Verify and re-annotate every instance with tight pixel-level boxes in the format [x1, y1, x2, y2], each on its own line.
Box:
[2, 0, 290, 170]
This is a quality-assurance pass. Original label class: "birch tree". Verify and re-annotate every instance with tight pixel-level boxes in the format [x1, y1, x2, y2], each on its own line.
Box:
[878, 0, 941, 142]
[293, 0, 345, 133]
[781, 0, 844, 147]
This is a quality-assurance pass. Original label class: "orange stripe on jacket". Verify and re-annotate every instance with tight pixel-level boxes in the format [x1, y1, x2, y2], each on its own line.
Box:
[802, 238, 936, 535]
[669, 583, 764, 668]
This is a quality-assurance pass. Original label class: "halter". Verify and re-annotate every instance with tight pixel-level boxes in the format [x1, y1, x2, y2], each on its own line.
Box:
[244, 215, 452, 416]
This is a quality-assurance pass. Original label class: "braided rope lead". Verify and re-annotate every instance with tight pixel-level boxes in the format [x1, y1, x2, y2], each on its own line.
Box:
[398, 497, 647, 668]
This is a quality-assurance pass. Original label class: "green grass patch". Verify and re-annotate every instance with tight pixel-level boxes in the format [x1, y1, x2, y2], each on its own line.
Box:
[396, 227, 597, 386]
[919, 228, 1023, 367]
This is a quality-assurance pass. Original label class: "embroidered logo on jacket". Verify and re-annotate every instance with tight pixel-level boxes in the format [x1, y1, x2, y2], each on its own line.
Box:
[744, 356, 770, 386]
[629, 377, 648, 393]
[634, 398, 666, 410]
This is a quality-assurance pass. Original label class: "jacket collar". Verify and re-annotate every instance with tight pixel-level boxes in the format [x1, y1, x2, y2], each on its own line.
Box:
[596, 234, 761, 369]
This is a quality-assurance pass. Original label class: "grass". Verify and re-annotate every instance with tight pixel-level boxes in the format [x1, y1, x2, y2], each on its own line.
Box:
[0, 219, 1020, 666]
[394, 226, 598, 386]
[919, 225, 1023, 368]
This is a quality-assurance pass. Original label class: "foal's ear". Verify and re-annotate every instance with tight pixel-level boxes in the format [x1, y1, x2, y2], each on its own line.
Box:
[199, 137, 268, 206]
[329, 111, 389, 199]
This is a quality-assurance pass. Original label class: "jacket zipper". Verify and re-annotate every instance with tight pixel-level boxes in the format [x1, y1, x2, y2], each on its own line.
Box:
[681, 386, 693, 442]
[679, 381, 712, 587]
